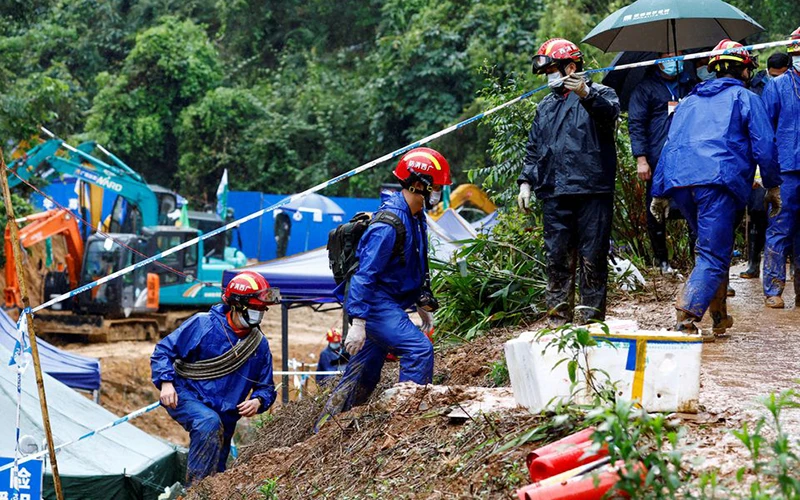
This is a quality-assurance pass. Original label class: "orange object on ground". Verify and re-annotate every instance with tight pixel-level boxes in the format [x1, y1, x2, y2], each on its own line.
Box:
[528, 440, 609, 482]
[517, 460, 645, 500]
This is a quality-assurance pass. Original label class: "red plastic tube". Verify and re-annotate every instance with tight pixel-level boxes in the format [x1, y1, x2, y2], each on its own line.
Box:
[528, 440, 609, 482]
[517, 461, 645, 500]
[526, 427, 596, 469]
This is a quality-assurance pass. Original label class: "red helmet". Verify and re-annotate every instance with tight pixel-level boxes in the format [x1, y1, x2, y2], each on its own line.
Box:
[222, 271, 280, 311]
[532, 38, 583, 74]
[326, 327, 342, 343]
[708, 39, 757, 72]
[789, 27, 800, 55]
[393, 147, 451, 187]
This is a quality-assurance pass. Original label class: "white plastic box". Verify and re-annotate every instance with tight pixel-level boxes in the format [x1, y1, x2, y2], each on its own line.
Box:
[504, 321, 703, 414]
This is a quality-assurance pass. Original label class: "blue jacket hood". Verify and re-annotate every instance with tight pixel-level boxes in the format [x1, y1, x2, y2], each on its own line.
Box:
[694, 77, 744, 97]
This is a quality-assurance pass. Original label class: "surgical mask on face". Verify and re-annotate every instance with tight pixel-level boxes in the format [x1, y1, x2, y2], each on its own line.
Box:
[329, 342, 341, 351]
[793, 56, 800, 72]
[242, 308, 264, 327]
[547, 71, 563, 88]
[697, 66, 714, 81]
[660, 60, 683, 77]
[428, 189, 442, 206]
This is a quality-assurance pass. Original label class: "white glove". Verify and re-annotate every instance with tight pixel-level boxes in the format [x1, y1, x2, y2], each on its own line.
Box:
[345, 318, 366, 355]
[417, 306, 434, 334]
[517, 182, 532, 212]
[649, 197, 670, 224]
[564, 73, 589, 99]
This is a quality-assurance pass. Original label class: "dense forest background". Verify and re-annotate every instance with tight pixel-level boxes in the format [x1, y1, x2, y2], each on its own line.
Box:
[1, 0, 798, 206]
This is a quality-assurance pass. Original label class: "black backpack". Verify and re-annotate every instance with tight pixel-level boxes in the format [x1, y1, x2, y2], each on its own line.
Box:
[327, 211, 406, 285]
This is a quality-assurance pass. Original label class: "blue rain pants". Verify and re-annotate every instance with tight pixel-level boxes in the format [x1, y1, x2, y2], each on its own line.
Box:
[315, 296, 433, 431]
[166, 393, 239, 486]
[671, 186, 737, 319]
[763, 172, 800, 297]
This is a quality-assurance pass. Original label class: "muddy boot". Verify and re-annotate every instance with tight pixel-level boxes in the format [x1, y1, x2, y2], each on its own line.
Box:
[765, 295, 785, 309]
[675, 309, 700, 335]
[708, 281, 732, 339]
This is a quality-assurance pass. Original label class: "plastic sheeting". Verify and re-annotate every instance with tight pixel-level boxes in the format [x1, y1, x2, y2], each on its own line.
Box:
[0, 343, 183, 500]
[0, 309, 101, 391]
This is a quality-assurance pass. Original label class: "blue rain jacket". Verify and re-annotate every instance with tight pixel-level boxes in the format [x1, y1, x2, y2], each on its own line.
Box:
[345, 191, 427, 320]
[762, 70, 800, 173]
[316, 345, 348, 384]
[652, 78, 781, 206]
[151, 304, 276, 416]
[628, 71, 694, 166]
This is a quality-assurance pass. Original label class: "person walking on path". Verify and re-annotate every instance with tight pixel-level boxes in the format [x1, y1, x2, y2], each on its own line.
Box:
[762, 29, 800, 308]
[651, 40, 781, 337]
[517, 37, 620, 326]
[740, 53, 791, 280]
[151, 271, 278, 485]
[315, 147, 451, 431]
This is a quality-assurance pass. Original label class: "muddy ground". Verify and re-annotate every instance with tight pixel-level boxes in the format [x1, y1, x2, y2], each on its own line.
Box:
[182, 264, 800, 499]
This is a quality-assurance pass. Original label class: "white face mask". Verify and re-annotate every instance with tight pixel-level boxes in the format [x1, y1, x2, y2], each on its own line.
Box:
[794, 56, 800, 72]
[242, 308, 264, 327]
[547, 71, 563, 87]
[428, 190, 442, 205]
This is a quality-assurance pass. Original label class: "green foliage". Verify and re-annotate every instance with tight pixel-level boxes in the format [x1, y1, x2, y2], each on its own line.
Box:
[84, 16, 222, 186]
[257, 477, 279, 500]
[432, 210, 547, 341]
[486, 359, 510, 387]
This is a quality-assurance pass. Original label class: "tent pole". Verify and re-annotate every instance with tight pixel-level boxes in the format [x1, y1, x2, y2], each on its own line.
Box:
[281, 303, 289, 403]
[0, 150, 64, 500]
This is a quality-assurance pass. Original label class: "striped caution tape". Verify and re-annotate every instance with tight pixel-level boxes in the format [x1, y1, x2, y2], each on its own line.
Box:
[28, 37, 800, 316]
[0, 401, 162, 474]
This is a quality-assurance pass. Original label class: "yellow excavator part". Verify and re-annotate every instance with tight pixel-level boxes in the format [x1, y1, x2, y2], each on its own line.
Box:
[429, 183, 496, 221]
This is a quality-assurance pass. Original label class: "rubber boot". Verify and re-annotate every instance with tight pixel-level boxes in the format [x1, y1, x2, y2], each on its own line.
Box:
[740, 238, 761, 279]
[765, 295, 785, 309]
[709, 281, 733, 339]
[675, 309, 700, 335]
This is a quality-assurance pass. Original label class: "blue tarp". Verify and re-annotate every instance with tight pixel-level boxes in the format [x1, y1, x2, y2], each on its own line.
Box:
[0, 310, 101, 391]
[227, 192, 380, 261]
[223, 247, 337, 303]
[224, 210, 482, 303]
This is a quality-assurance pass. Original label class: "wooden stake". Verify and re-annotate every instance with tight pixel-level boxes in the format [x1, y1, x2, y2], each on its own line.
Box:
[0, 149, 64, 500]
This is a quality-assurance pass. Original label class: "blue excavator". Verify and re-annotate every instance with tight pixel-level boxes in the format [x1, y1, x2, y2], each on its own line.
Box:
[7, 131, 247, 341]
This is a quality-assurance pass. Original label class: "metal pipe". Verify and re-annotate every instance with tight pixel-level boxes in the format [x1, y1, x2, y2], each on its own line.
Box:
[281, 303, 289, 404]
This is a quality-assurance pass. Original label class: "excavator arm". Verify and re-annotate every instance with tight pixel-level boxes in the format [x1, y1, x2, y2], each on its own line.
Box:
[7, 134, 160, 228]
[4, 209, 84, 308]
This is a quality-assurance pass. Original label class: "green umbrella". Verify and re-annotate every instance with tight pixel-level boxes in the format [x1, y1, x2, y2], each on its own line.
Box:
[582, 0, 764, 53]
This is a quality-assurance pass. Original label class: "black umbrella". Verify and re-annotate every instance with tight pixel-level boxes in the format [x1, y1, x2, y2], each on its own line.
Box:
[583, 0, 764, 53]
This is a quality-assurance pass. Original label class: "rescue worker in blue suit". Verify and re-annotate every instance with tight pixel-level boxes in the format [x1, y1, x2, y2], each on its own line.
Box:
[628, 52, 695, 273]
[517, 38, 620, 326]
[740, 52, 790, 280]
[762, 28, 800, 308]
[315, 147, 451, 431]
[151, 270, 278, 485]
[651, 40, 782, 337]
[316, 327, 348, 385]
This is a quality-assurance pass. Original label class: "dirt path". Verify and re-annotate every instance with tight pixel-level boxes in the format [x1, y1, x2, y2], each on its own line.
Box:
[610, 264, 800, 478]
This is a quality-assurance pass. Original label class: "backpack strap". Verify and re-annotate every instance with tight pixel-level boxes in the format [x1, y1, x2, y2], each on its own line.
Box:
[371, 210, 406, 265]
